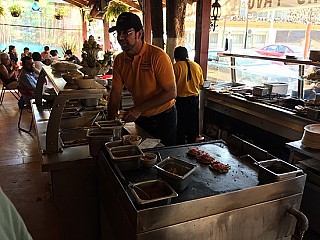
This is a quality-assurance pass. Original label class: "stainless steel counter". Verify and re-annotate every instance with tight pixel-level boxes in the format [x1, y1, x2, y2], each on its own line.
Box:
[204, 90, 317, 141]
[99, 140, 307, 240]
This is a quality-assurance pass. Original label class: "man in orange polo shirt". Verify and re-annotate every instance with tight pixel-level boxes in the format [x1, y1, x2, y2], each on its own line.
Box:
[107, 12, 177, 146]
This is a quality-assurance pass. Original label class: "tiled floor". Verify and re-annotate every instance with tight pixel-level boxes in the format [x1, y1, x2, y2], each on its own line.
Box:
[1, 87, 320, 240]
[0, 89, 63, 240]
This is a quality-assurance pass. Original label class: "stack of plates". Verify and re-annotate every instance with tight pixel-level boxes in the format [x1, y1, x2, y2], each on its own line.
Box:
[301, 124, 320, 149]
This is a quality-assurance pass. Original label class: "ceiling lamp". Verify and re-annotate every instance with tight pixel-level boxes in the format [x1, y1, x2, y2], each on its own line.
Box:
[210, 0, 221, 31]
[32, 0, 41, 12]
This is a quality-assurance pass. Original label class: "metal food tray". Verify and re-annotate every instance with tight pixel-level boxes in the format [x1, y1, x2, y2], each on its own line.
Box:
[257, 159, 303, 184]
[107, 145, 144, 161]
[95, 120, 123, 129]
[155, 156, 197, 192]
[128, 179, 178, 205]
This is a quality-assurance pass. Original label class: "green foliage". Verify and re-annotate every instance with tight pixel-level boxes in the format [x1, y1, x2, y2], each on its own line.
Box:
[61, 41, 77, 55]
[55, 7, 67, 17]
[0, 6, 4, 16]
[8, 4, 22, 16]
[105, 2, 129, 20]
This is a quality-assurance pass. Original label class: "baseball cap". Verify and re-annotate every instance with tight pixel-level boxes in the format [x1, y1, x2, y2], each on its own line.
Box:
[109, 12, 143, 33]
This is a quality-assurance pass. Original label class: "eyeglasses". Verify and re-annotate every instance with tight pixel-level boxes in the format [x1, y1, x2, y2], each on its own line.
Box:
[114, 29, 135, 38]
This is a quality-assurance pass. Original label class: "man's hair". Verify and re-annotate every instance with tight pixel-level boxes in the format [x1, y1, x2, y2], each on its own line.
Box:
[65, 49, 72, 55]
[44, 46, 49, 51]
[21, 56, 33, 65]
[50, 50, 57, 56]
[32, 52, 41, 61]
[24, 47, 29, 51]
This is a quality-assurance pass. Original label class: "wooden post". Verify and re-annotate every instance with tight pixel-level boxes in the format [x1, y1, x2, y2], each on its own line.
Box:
[103, 19, 111, 51]
[195, 0, 211, 80]
[143, 0, 152, 44]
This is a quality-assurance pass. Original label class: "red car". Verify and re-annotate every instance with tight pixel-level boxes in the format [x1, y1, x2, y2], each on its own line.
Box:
[256, 44, 303, 58]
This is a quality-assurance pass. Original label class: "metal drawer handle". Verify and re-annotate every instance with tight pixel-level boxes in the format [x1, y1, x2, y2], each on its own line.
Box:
[288, 206, 309, 240]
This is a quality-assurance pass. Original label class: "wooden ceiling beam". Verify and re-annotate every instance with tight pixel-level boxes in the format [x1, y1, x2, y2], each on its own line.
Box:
[63, 0, 89, 8]
[114, 0, 141, 11]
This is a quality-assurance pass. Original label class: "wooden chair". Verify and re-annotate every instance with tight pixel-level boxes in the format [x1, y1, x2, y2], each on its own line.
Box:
[0, 79, 20, 106]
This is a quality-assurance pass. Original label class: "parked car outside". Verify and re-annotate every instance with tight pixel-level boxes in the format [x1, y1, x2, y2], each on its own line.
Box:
[255, 44, 303, 59]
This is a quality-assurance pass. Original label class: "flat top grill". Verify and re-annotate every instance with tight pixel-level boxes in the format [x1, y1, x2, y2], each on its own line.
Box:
[117, 141, 260, 208]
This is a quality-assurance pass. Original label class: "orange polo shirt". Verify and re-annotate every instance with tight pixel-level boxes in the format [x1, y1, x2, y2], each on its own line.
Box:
[112, 42, 175, 117]
[173, 60, 204, 97]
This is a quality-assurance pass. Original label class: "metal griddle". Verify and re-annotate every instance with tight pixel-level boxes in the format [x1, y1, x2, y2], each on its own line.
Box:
[119, 140, 260, 206]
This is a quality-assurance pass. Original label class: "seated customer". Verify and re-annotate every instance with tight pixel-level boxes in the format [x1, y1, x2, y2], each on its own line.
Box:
[64, 50, 80, 64]
[31, 52, 44, 76]
[50, 50, 59, 61]
[0, 52, 18, 88]
[18, 56, 38, 106]
[21, 47, 32, 59]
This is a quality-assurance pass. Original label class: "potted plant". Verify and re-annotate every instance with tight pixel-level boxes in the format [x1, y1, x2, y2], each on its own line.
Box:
[105, 2, 129, 21]
[54, 7, 67, 20]
[8, 4, 22, 17]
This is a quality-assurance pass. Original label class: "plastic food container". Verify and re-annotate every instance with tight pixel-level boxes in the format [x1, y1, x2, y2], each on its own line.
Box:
[155, 156, 197, 192]
[86, 128, 113, 157]
[257, 159, 303, 184]
[128, 179, 178, 205]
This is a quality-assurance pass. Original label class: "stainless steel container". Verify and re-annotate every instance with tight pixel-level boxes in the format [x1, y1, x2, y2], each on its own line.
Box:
[155, 156, 197, 191]
[106, 145, 144, 171]
[95, 120, 123, 140]
[252, 86, 269, 96]
[257, 159, 303, 184]
[128, 179, 178, 205]
[87, 128, 113, 157]
[264, 82, 288, 95]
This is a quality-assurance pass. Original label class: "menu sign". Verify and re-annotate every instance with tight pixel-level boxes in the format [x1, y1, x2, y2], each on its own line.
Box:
[248, 0, 320, 12]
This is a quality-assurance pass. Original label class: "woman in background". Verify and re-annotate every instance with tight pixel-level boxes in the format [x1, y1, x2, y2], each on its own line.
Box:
[173, 46, 204, 144]
[8, 45, 18, 64]
[0, 52, 18, 88]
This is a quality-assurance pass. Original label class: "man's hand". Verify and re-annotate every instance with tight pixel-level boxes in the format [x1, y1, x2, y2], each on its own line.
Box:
[122, 106, 142, 122]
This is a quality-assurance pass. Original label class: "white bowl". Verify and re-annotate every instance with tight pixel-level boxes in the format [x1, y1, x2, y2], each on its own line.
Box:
[140, 152, 158, 168]
[122, 135, 142, 146]
[301, 124, 320, 149]
[73, 76, 96, 89]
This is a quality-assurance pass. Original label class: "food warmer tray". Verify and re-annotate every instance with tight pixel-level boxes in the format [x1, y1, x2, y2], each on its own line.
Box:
[117, 140, 261, 207]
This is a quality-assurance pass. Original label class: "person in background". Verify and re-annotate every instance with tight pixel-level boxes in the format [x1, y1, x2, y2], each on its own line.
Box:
[8, 45, 18, 64]
[173, 46, 204, 144]
[0, 187, 33, 240]
[107, 12, 177, 146]
[21, 47, 32, 59]
[0, 52, 18, 88]
[18, 56, 38, 106]
[40, 46, 50, 61]
[31, 52, 44, 76]
[64, 50, 80, 64]
[50, 50, 59, 61]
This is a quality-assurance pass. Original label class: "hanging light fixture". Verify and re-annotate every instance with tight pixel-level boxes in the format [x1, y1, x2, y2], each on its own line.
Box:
[210, 0, 221, 31]
[32, 0, 41, 12]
